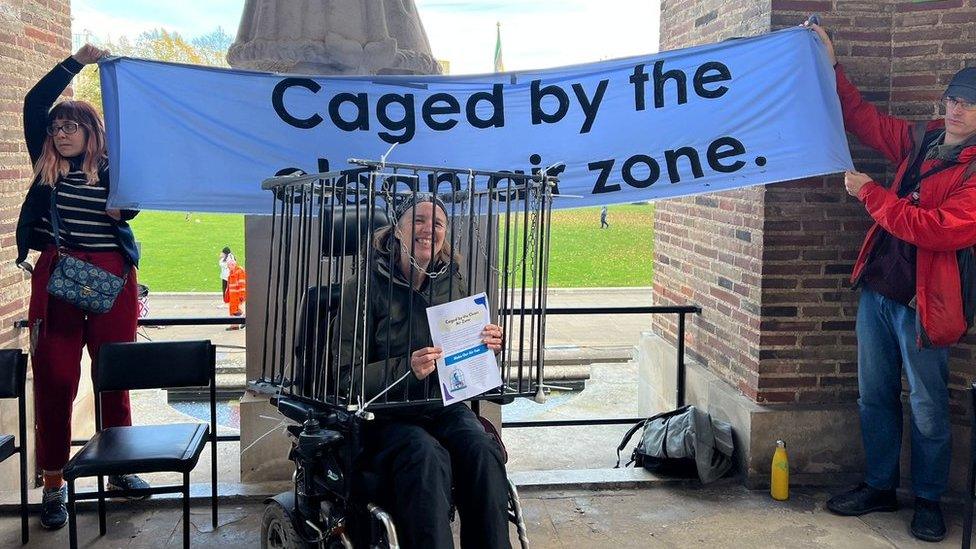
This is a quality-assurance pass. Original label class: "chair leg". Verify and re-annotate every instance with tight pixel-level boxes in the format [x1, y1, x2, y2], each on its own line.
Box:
[67, 480, 78, 549]
[183, 471, 191, 549]
[211, 437, 218, 529]
[97, 475, 106, 536]
[19, 453, 27, 544]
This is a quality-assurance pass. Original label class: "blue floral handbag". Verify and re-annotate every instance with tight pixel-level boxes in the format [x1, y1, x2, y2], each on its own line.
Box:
[47, 254, 126, 314]
[45, 187, 127, 314]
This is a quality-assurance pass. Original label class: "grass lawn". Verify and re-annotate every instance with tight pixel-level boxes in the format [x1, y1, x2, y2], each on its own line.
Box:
[130, 205, 653, 292]
[545, 204, 654, 287]
[129, 212, 245, 292]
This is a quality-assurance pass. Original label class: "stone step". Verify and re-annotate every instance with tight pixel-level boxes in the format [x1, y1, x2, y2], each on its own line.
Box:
[509, 467, 715, 491]
[585, 360, 639, 384]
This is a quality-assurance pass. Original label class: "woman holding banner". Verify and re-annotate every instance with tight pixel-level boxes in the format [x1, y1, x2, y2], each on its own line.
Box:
[15, 44, 149, 530]
[334, 193, 510, 549]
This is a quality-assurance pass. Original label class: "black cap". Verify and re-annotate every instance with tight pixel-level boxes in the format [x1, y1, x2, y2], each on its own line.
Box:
[393, 193, 448, 222]
[946, 67, 976, 103]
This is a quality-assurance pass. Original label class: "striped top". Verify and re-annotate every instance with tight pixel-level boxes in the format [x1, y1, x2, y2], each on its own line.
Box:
[34, 169, 120, 251]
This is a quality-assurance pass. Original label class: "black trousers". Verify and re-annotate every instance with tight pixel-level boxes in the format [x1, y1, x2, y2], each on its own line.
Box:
[365, 404, 511, 549]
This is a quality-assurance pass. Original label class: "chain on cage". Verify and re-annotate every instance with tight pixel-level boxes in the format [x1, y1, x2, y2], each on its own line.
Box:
[469, 176, 545, 280]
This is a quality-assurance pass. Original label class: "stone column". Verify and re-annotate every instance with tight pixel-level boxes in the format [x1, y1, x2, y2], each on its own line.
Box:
[645, 0, 976, 490]
[230, 0, 442, 482]
[228, 0, 441, 75]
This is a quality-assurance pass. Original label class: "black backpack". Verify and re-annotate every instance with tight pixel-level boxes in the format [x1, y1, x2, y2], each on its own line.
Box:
[614, 405, 735, 483]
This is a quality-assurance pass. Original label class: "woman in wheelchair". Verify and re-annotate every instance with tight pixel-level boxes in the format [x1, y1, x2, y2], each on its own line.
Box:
[335, 193, 511, 549]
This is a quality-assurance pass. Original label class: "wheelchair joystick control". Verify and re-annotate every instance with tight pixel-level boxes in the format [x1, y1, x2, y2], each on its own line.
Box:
[297, 410, 343, 455]
[302, 411, 320, 434]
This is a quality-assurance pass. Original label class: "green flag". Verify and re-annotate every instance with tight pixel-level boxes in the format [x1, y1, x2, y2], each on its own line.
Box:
[494, 22, 504, 73]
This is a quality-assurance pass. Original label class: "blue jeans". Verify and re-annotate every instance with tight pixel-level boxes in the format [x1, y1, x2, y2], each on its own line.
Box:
[857, 288, 950, 500]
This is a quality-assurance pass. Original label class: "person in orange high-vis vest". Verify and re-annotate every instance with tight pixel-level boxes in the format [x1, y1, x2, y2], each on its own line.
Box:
[225, 260, 246, 327]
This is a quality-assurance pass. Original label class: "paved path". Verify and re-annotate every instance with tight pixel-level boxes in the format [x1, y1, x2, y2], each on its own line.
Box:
[0, 485, 965, 547]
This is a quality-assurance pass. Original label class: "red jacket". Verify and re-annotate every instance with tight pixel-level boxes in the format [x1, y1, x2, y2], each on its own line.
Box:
[837, 65, 976, 346]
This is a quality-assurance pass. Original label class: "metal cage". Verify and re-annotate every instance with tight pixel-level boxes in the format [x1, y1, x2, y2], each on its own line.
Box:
[250, 159, 557, 414]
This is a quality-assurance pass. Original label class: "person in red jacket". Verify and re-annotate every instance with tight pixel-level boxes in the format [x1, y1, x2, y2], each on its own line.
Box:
[807, 22, 976, 542]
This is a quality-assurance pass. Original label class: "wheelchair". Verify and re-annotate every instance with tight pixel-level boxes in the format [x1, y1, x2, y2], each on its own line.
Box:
[260, 395, 529, 548]
[253, 162, 556, 548]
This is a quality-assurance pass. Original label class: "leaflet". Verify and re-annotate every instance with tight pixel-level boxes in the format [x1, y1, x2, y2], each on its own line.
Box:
[426, 292, 502, 406]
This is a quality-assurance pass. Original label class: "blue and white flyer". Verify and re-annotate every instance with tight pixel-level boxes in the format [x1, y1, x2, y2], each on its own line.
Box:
[426, 292, 502, 406]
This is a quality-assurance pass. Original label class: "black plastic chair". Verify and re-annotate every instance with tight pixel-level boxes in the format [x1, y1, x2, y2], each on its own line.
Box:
[0, 350, 29, 544]
[62, 340, 217, 549]
[964, 381, 976, 548]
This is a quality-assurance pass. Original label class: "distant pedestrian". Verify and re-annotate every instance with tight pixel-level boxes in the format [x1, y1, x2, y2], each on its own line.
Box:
[600, 205, 610, 229]
[219, 246, 235, 298]
[224, 259, 246, 330]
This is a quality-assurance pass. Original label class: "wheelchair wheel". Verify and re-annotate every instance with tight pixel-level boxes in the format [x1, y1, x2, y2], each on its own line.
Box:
[262, 502, 308, 549]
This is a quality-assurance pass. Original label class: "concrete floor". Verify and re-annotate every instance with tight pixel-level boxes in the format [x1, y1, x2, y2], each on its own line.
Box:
[0, 485, 967, 548]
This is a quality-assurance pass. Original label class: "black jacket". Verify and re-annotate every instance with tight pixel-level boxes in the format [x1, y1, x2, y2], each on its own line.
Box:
[337, 234, 467, 410]
[15, 56, 139, 268]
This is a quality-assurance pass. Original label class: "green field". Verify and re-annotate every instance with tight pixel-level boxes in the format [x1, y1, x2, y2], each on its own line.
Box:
[537, 204, 654, 287]
[129, 205, 653, 292]
[129, 212, 245, 292]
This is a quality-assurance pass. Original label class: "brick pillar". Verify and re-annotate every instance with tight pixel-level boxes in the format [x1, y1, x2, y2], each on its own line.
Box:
[648, 0, 976, 488]
[0, 0, 72, 489]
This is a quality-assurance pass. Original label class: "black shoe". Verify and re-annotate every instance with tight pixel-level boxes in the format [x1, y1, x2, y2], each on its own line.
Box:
[40, 485, 67, 530]
[911, 497, 946, 542]
[826, 483, 898, 516]
[107, 474, 151, 500]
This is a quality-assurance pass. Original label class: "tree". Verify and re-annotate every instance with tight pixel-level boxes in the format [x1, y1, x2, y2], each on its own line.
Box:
[135, 29, 204, 65]
[192, 27, 233, 68]
[74, 28, 230, 114]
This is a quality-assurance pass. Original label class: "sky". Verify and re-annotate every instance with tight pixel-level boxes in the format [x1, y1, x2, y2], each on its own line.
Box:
[71, 0, 660, 74]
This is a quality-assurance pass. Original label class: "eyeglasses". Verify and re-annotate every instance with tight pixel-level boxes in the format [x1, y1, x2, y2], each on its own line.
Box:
[46, 122, 81, 136]
[944, 96, 976, 112]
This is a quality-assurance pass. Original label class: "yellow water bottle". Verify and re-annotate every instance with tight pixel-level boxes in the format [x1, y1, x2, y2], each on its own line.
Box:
[770, 440, 789, 501]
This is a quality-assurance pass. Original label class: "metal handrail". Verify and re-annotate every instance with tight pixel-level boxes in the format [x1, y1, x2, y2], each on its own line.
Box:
[501, 304, 701, 428]
[14, 317, 245, 328]
[17, 303, 701, 437]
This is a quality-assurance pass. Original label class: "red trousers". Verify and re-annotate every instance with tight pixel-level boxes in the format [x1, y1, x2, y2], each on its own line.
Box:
[28, 247, 138, 471]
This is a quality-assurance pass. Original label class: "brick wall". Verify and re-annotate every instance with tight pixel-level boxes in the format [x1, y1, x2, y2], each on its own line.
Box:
[655, 0, 976, 412]
[756, 1, 897, 406]
[0, 0, 72, 349]
[0, 0, 71, 490]
[653, 1, 772, 400]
